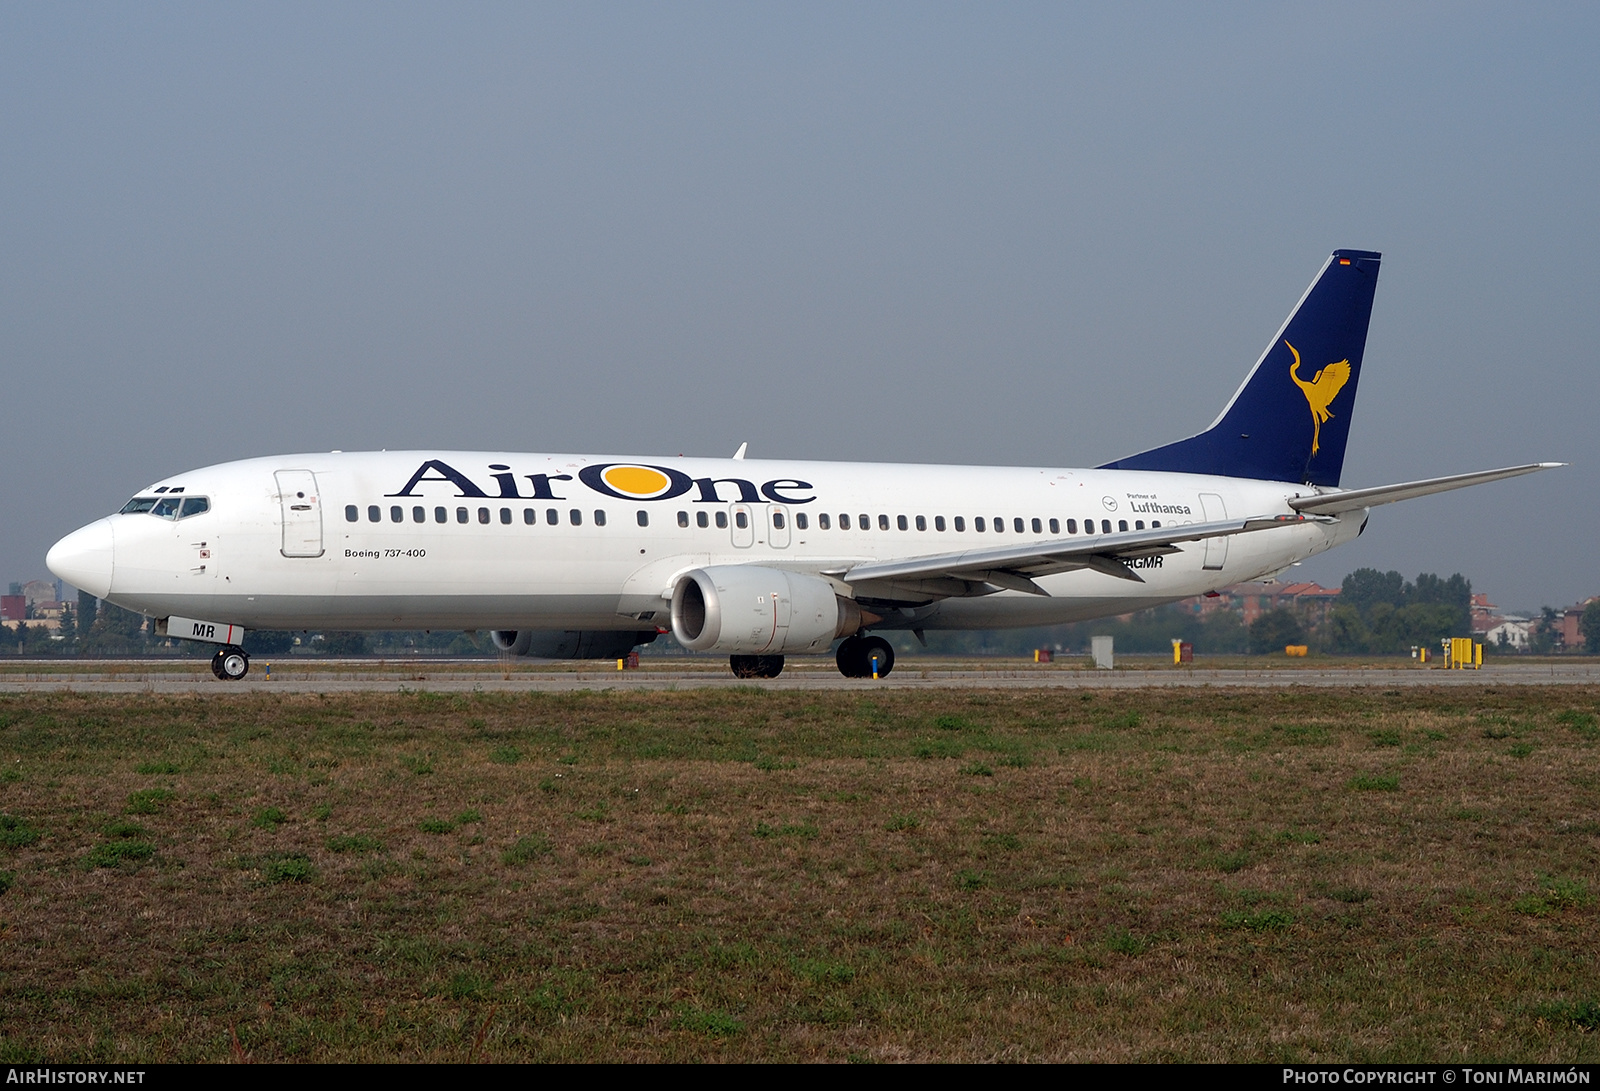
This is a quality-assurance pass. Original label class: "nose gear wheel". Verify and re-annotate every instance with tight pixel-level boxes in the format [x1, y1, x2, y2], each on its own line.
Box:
[211, 646, 250, 681]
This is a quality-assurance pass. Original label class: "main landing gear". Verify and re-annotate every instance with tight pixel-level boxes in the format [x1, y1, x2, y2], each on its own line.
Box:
[725, 636, 896, 680]
[836, 635, 895, 678]
[211, 645, 249, 681]
[729, 654, 784, 679]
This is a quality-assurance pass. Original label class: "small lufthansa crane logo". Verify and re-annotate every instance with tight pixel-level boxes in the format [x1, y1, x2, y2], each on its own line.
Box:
[1287, 341, 1351, 456]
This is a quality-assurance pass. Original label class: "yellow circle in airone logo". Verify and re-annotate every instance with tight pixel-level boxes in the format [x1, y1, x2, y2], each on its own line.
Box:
[602, 465, 673, 498]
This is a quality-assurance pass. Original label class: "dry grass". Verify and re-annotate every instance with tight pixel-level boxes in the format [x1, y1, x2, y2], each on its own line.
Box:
[0, 686, 1597, 1062]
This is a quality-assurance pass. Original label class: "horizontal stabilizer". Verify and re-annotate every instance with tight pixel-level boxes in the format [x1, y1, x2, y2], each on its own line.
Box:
[1288, 463, 1563, 515]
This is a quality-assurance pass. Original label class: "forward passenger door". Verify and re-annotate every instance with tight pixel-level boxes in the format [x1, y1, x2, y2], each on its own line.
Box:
[276, 470, 325, 558]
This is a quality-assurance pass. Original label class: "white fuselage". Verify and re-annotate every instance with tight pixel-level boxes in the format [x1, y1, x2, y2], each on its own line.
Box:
[50, 451, 1363, 635]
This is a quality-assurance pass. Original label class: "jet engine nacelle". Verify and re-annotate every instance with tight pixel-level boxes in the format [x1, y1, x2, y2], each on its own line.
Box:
[489, 629, 657, 659]
[670, 566, 866, 654]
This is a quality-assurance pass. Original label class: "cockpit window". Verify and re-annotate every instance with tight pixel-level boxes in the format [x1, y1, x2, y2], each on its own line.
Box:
[131, 495, 211, 520]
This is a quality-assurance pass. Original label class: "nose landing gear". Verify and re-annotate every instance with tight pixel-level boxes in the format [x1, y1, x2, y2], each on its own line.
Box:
[211, 645, 250, 681]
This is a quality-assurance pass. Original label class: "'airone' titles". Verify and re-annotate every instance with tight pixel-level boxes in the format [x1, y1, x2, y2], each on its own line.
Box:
[387, 460, 816, 505]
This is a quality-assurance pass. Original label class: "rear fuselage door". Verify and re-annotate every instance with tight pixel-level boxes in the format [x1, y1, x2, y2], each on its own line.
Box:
[1198, 492, 1227, 570]
[275, 470, 324, 557]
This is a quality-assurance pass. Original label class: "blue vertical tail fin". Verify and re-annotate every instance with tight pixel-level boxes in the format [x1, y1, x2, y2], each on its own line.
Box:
[1100, 249, 1381, 487]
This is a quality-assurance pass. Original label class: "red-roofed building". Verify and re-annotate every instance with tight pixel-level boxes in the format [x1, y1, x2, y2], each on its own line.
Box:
[1177, 579, 1341, 627]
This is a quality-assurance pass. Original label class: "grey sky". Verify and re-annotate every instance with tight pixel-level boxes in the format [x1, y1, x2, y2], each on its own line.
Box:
[4, 3, 1595, 614]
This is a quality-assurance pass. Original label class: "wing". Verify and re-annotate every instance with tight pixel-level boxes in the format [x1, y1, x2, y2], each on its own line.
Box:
[833, 514, 1316, 600]
[1288, 463, 1562, 515]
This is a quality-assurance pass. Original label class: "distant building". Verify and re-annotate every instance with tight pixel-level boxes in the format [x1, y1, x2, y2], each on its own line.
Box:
[1487, 620, 1531, 649]
[1177, 579, 1341, 627]
[3, 579, 68, 631]
[1470, 593, 1502, 636]
[21, 580, 58, 606]
[1558, 598, 1599, 649]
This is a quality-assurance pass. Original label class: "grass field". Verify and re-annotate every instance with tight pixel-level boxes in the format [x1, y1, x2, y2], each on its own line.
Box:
[1, 685, 1597, 1062]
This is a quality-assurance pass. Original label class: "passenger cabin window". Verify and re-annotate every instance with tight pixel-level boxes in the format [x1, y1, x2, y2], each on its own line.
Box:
[715, 511, 728, 529]
[436, 507, 447, 523]
[1016, 518, 1026, 533]
[478, 507, 490, 524]
[1049, 518, 1059, 534]
[915, 515, 926, 531]
[120, 497, 159, 515]
[594, 510, 607, 526]
[500, 508, 512, 524]
[697, 511, 709, 528]
[640, 511, 652, 528]
[974, 517, 986, 532]
[1102, 520, 1112, 534]
[1135, 520, 1144, 530]
[345, 505, 358, 522]
[796, 513, 808, 530]
[458, 507, 469, 524]
[934, 516, 945, 531]
[1118, 520, 1128, 532]
[993, 517, 1004, 533]
[413, 506, 425, 523]
[546, 508, 559, 525]
[819, 513, 831, 530]
[368, 505, 381, 522]
[859, 513, 869, 530]
[838, 514, 850, 529]
[878, 514, 889, 531]
[1152, 520, 1161, 528]
[1066, 519, 1077, 533]
[677, 511, 688, 528]
[570, 509, 583, 526]
[896, 515, 907, 531]
[391, 506, 403, 523]
[1031, 518, 1041, 533]
[954, 516, 965, 531]
[524, 508, 536, 525]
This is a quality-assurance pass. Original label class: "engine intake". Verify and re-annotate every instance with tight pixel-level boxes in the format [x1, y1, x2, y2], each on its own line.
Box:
[670, 566, 868, 654]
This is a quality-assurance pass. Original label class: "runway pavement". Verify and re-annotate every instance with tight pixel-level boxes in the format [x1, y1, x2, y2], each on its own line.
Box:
[1, 661, 1596, 693]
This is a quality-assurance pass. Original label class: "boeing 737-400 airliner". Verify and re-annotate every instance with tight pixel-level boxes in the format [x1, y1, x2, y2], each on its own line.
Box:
[46, 250, 1558, 680]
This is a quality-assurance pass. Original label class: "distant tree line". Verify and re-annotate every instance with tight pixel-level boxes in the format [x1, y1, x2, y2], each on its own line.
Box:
[922, 568, 1476, 658]
[1321, 570, 1472, 654]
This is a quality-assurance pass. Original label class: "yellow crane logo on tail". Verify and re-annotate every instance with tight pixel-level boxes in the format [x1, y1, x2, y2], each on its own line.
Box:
[1287, 341, 1351, 456]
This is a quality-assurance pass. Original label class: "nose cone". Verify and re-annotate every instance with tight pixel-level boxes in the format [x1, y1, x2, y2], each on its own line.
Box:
[47, 519, 114, 599]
